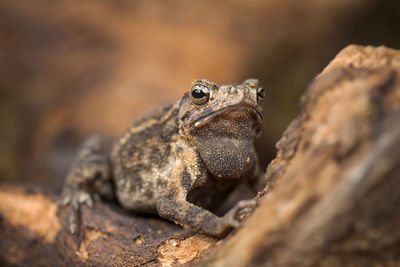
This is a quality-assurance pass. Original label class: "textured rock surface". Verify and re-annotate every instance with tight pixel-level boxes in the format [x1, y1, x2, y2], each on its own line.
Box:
[1, 45, 400, 266]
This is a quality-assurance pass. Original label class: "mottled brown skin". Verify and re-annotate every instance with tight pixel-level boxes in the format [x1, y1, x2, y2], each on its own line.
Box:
[59, 79, 265, 237]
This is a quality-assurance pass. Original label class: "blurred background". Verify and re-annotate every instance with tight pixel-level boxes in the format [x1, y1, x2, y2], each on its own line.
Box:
[0, 0, 399, 192]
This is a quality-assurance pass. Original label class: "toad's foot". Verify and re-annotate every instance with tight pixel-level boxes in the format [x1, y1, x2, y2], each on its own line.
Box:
[58, 187, 99, 234]
[223, 199, 258, 228]
[57, 135, 112, 234]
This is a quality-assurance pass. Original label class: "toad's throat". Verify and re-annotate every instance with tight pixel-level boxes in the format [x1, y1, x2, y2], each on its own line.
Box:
[195, 137, 257, 179]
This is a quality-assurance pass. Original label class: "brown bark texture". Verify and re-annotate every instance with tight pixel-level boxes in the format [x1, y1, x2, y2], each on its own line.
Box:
[1, 45, 400, 266]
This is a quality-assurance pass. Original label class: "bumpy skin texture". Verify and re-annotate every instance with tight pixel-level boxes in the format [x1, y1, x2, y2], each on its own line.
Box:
[59, 78, 265, 237]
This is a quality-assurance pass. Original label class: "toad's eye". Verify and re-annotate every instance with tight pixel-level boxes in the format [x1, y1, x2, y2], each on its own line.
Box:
[257, 87, 265, 103]
[191, 84, 210, 105]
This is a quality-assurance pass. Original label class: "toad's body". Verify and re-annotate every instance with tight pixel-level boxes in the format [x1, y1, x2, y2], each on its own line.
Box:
[60, 79, 265, 237]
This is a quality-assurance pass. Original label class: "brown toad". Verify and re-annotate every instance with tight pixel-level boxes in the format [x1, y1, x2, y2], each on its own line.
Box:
[59, 78, 265, 237]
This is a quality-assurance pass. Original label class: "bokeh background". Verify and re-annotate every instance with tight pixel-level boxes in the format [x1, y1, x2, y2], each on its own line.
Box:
[0, 0, 399, 192]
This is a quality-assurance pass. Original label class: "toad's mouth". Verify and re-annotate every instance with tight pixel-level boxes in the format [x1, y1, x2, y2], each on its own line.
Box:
[188, 103, 264, 130]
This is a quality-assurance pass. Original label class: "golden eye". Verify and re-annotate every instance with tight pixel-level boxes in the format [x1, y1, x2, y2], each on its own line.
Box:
[191, 84, 210, 105]
[257, 87, 265, 103]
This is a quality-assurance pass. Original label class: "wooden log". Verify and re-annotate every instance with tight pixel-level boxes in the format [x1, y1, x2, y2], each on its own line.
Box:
[1, 45, 400, 266]
[196, 45, 400, 267]
[0, 186, 218, 266]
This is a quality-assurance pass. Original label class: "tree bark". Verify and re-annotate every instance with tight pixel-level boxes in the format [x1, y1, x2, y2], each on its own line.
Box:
[1, 45, 400, 266]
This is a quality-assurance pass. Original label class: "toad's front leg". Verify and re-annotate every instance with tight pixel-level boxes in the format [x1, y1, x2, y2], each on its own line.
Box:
[156, 163, 257, 237]
[58, 135, 114, 234]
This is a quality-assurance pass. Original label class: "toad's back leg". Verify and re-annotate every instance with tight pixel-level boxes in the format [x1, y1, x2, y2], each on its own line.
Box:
[58, 135, 114, 234]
